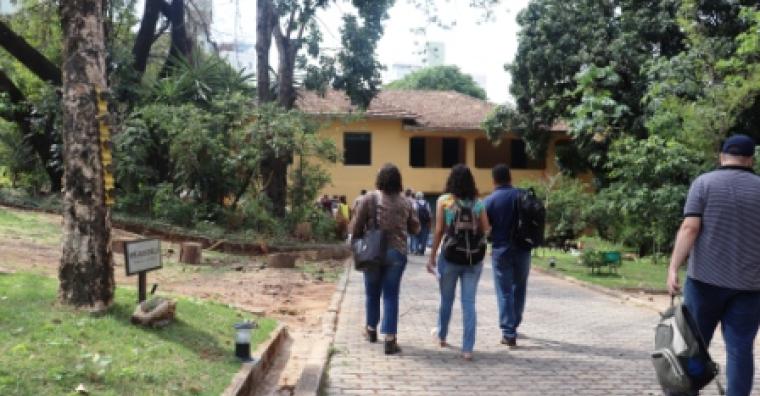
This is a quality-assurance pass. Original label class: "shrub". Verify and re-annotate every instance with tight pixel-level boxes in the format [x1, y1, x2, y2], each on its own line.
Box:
[151, 183, 196, 227]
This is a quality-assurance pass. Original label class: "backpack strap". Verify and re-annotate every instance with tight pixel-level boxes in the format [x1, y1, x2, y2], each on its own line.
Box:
[370, 192, 380, 230]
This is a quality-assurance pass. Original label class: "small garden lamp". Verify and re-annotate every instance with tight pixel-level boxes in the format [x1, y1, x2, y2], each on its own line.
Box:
[234, 321, 258, 362]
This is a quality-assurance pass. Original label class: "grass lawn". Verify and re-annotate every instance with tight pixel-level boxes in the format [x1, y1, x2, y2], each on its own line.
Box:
[0, 206, 61, 245]
[531, 248, 685, 292]
[0, 272, 277, 396]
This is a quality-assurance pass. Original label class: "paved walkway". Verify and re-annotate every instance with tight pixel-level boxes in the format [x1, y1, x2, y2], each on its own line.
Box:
[325, 254, 752, 396]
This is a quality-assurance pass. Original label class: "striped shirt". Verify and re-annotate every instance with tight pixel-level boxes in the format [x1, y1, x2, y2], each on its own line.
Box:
[684, 166, 760, 290]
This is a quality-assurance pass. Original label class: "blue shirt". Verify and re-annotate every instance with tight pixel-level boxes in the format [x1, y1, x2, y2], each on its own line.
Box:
[485, 185, 521, 249]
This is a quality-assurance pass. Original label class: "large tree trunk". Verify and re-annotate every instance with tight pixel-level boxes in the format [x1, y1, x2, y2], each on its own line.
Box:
[58, 0, 114, 310]
[160, 0, 192, 77]
[256, 0, 288, 215]
[132, 0, 167, 76]
[256, 0, 274, 103]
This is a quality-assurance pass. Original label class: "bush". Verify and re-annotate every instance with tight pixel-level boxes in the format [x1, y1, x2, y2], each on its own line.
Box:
[151, 183, 196, 227]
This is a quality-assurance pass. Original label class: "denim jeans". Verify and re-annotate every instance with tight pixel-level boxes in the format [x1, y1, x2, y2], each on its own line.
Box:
[363, 249, 407, 335]
[414, 225, 430, 254]
[492, 246, 531, 339]
[436, 254, 483, 353]
[681, 277, 760, 396]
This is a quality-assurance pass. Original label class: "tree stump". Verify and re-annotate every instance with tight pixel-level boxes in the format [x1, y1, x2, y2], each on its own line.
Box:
[267, 253, 297, 269]
[179, 242, 202, 264]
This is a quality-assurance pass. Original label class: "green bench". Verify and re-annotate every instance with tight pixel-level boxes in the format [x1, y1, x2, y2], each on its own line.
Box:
[587, 250, 622, 275]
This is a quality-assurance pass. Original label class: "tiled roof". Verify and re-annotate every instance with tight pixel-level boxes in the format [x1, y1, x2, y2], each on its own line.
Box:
[296, 89, 496, 131]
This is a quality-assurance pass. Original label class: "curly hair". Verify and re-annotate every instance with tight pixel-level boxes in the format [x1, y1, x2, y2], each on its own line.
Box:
[445, 164, 478, 200]
[375, 163, 403, 194]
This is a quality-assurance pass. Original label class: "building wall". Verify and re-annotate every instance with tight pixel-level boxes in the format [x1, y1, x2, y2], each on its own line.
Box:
[315, 118, 567, 200]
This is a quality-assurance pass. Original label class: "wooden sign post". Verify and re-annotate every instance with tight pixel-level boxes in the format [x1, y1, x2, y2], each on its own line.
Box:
[124, 239, 162, 303]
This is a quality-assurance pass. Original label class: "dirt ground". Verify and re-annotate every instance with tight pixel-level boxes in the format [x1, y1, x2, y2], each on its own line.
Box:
[0, 206, 346, 394]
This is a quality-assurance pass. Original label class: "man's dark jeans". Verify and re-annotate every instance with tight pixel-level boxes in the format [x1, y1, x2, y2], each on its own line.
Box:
[680, 277, 760, 396]
[492, 246, 531, 339]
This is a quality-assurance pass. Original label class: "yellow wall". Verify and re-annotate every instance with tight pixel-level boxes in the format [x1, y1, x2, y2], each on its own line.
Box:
[316, 118, 568, 200]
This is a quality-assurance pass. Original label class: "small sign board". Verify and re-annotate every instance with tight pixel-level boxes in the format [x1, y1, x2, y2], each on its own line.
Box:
[124, 239, 162, 276]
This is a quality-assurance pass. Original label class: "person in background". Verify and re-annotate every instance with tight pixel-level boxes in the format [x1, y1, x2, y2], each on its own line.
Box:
[413, 191, 432, 255]
[320, 194, 332, 213]
[351, 164, 420, 355]
[667, 134, 760, 396]
[404, 189, 415, 248]
[485, 164, 531, 348]
[352, 189, 367, 217]
[335, 196, 350, 240]
[427, 164, 489, 361]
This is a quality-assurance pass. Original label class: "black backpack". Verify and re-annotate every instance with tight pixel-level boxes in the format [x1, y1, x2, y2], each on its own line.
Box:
[416, 200, 431, 225]
[442, 201, 486, 265]
[512, 188, 546, 249]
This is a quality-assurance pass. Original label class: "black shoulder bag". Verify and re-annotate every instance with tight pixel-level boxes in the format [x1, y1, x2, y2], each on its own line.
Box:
[351, 193, 388, 271]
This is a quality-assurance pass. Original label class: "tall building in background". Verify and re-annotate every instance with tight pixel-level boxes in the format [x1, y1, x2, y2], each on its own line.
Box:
[218, 42, 256, 72]
[424, 42, 445, 66]
[389, 63, 422, 81]
[187, 0, 214, 52]
[0, 0, 20, 15]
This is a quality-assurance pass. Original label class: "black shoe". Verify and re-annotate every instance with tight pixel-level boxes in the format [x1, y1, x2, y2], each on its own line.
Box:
[385, 338, 401, 355]
[365, 327, 377, 343]
[501, 336, 517, 347]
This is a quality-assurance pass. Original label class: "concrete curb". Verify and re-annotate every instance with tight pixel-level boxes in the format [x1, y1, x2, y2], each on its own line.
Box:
[292, 259, 352, 396]
[532, 266, 663, 312]
[222, 323, 290, 396]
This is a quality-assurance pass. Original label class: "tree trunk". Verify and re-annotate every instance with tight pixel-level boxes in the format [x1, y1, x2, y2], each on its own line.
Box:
[256, 0, 274, 103]
[160, 0, 192, 77]
[58, 0, 114, 310]
[132, 0, 166, 76]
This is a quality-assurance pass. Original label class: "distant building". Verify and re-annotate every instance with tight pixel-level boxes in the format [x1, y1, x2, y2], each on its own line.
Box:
[424, 42, 445, 66]
[218, 42, 256, 72]
[388, 63, 422, 82]
[297, 89, 572, 199]
[186, 0, 214, 52]
[0, 0, 20, 15]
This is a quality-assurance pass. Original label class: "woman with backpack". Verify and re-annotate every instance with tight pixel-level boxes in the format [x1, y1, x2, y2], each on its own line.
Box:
[427, 164, 490, 361]
[351, 164, 420, 355]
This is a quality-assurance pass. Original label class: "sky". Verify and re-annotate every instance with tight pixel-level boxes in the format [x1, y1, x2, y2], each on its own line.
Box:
[154, 0, 532, 104]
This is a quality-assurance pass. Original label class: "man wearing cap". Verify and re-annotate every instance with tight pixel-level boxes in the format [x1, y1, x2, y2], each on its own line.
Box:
[667, 134, 760, 396]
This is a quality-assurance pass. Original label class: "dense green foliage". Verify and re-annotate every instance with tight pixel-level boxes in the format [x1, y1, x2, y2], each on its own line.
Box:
[0, 272, 276, 396]
[0, 1, 342, 239]
[386, 65, 487, 99]
[490, 0, 760, 256]
[113, 56, 338, 235]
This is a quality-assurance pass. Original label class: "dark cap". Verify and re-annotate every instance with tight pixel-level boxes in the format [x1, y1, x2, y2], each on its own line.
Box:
[722, 134, 756, 157]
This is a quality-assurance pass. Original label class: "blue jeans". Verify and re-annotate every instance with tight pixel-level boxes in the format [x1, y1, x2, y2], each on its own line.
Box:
[363, 249, 407, 335]
[436, 254, 483, 353]
[682, 277, 760, 396]
[414, 225, 430, 254]
[492, 246, 531, 339]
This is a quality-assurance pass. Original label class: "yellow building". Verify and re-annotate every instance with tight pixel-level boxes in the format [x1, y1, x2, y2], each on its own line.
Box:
[297, 89, 569, 200]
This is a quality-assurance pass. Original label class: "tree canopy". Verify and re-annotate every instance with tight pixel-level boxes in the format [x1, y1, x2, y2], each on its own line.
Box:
[386, 65, 487, 100]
